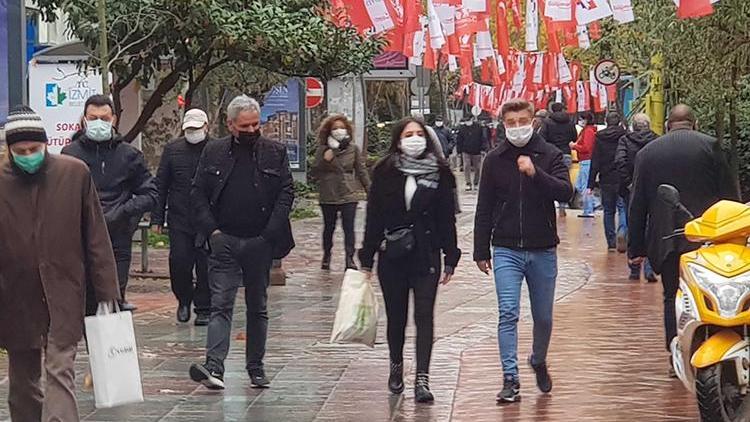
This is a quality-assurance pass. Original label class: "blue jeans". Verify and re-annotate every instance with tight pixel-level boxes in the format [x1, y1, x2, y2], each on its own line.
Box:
[600, 186, 627, 247]
[493, 247, 557, 378]
[575, 160, 594, 215]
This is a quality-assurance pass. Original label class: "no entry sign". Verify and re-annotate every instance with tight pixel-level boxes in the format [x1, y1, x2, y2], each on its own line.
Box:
[305, 77, 324, 109]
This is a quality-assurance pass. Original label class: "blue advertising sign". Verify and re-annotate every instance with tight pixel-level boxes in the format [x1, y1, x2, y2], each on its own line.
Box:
[0, 0, 9, 124]
[261, 79, 302, 170]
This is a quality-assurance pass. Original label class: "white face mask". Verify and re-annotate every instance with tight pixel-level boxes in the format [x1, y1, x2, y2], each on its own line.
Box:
[331, 128, 349, 142]
[185, 129, 207, 144]
[400, 135, 427, 157]
[435, 121, 444, 127]
[327, 137, 341, 149]
[506, 125, 534, 148]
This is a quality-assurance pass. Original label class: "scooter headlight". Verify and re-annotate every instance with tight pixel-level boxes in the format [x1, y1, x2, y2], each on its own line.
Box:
[688, 264, 750, 318]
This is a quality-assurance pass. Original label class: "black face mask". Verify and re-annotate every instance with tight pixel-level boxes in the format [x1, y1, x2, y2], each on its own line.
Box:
[237, 130, 260, 146]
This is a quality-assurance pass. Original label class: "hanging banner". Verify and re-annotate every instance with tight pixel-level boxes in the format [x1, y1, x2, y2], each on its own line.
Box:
[545, 0, 574, 22]
[575, 0, 613, 25]
[427, 0, 446, 49]
[462, 0, 487, 13]
[577, 25, 591, 49]
[610, 0, 635, 23]
[576, 81, 590, 112]
[348, 0, 396, 34]
[262, 79, 302, 169]
[28, 63, 104, 154]
[525, 0, 540, 51]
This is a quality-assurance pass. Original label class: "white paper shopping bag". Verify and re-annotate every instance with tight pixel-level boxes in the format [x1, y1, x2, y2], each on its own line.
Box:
[330, 269, 379, 347]
[84, 303, 144, 408]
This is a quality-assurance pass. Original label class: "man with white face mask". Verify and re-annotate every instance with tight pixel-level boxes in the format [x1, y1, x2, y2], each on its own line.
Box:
[473, 99, 573, 404]
[152, 108, 213, 325]
[62, 95, 157, 313]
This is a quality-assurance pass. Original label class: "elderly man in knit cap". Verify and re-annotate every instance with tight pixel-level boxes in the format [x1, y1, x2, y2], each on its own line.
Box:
[0, 106, 120, 421]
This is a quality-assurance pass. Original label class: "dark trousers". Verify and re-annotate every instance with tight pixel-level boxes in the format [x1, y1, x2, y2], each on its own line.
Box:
[660, 253, 680, 352]
[600, 185, 627, 248]
[205, 233, 272, 374]
[321, 203, 357, 259]
[169, 229, 210, 314]
[107, 218, 139, 300]
[378, 254, 441, 374]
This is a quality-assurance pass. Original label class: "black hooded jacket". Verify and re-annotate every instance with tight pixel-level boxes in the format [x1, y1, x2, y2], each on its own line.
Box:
[588, 125, 628, 189]
[62, 131, 158, 230]
[539, 112, 577, 155]
[615, 130, 658, 195]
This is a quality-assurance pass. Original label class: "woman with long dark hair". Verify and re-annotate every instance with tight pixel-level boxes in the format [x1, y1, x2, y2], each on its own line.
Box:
[359, 117, 461, 403]
[310, 114, 371, 270]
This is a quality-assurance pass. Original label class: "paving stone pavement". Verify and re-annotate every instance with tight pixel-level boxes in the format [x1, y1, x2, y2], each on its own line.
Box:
[0, 182, 701, 421]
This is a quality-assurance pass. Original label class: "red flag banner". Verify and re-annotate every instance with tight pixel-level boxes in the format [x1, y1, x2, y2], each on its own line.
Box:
[677, 0, 715, 19]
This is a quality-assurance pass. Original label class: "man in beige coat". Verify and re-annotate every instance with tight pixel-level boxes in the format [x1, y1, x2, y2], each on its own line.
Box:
[0, 106, 120, 421]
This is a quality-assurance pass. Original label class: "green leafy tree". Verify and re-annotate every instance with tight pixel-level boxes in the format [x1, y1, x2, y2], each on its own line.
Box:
[34, 0, 385, 143]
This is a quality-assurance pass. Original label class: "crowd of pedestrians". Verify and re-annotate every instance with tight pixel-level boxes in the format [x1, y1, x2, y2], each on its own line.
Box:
[0, 89, 740, 419]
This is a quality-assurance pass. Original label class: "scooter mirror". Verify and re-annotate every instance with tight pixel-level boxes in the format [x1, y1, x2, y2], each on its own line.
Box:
[658, 184, 682, 208]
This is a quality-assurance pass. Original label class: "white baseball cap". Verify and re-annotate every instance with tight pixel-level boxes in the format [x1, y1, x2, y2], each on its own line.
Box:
[182, 109, 208, 130]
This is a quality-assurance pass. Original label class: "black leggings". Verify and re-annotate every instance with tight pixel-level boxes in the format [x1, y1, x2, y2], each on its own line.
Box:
[321, 203, 357, 258]
[378, 257, 441, 374]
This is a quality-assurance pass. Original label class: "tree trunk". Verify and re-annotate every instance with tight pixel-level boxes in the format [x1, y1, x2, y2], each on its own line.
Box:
[729, 98, 741, 200]
[122, 67, 186, 144]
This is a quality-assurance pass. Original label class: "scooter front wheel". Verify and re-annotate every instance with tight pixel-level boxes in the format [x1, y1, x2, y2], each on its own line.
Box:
[696, 362, 745, 422]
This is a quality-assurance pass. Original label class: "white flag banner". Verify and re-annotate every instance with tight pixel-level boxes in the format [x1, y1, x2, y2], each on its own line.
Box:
[533, 53, 545, 85]
[463, 0, 487, 13]
[495, 50, 507, 76]
[576, 0, 613, 25]
[589, 67, 599, 97]
[545, 0, 574, 21]
[408, 29, 426, 65]
[577, 25, 591, 49]
[525, 0, 540, 51]
[476, 20, 495, 60]
[365, 0, 396, 34]
[610, 0, 635, 23]
[557, 54, 573, 84]
[448, 55, 458, 71]
[427, 0, 446, 49]
[511, 54, 527, 96]
[555, 90, 563, 103]
[599, 83, 608, 110]
[576, 81, 588, 111]
[435, 4, 456, 36]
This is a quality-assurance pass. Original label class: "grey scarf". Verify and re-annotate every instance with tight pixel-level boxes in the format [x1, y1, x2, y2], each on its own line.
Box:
[395, 154, 441, 189]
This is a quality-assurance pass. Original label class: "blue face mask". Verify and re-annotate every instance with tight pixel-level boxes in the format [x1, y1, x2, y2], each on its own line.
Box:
[13, 150, 46, 174]
[86, 119, 113, 142]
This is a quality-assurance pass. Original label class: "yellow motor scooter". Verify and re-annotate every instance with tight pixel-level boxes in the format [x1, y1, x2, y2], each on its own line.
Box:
[661, 185, 750, 421]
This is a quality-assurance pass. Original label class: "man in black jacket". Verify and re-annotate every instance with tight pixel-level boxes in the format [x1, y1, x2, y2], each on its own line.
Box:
[539, 103, 577, 216]
[431, 115, 455, 160]
[456, 117, 488, 191]
[474, 99, 573, 403]
[152, 109, 212, 325]
[588, 112, 629, 254]
[615, 113, 658, 282]
[62, 95, 157, 312]
[189, 95, 294, 391]
[629, 105, 737, 373]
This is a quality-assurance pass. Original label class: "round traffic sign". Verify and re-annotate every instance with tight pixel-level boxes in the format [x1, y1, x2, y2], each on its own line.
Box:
[305, 77, 324, 109]
[471, 105, 482, 117]
[594, 60, 620, 86]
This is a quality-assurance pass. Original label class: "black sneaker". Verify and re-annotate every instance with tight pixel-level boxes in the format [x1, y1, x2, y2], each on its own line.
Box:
[497, 375, 520, 403]
[528, 355, 552, 393]
[646, 273, 659, 283]
[414, 373, 434, 403]
[629, 273, 641, 281]
[194, 313, 210, 327]
[190, 363, 225, 390]
[388, 361, 404, 395]
[249, 369, 271, 388]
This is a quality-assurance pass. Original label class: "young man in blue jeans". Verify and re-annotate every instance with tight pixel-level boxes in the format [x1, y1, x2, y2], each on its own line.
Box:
[474, 99, 573, 403]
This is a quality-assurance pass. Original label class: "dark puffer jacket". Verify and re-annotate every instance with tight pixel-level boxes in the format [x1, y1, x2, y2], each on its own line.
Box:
[588, 125, 628, 189]
[615, 130, 658, 196]
[62, 131, 158, 231]
[540, 112, 577, 155]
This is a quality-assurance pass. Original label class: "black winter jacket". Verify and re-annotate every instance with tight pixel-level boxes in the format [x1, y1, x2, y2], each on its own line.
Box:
[539, 112, 577, 155]
[152, 136, 211, 233]
[473, 135, 574, 261]
[432, 126, 455, 156]
[588, 125, 628, 189]
[628, 129, 738, 273]
[359, 155, 461, 275]
[615, 130, 658, 196]
[190, 136, 295, 259]
[62, 131, 157, 231]
[456, 123, 488, 155]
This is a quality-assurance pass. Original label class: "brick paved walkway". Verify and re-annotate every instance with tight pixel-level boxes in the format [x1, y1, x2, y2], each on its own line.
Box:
[0, 185, 702, 421]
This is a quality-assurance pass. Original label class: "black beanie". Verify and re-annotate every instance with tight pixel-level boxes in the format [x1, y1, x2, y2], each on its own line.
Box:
[1, 105, 48, 146]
